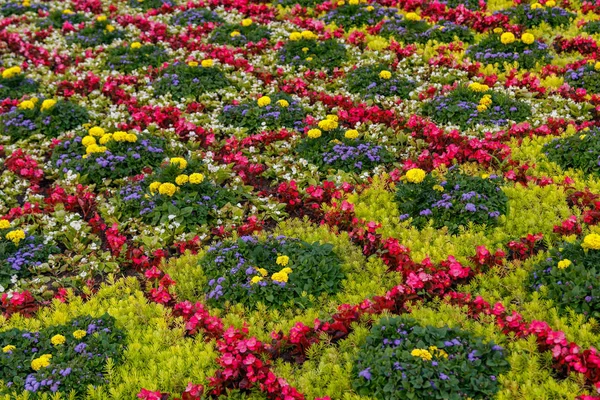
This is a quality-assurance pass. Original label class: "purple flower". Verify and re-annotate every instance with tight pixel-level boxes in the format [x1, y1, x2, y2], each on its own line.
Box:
[358, 367, 372, 380]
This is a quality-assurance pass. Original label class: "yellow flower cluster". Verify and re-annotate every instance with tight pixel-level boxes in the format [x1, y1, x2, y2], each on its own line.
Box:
[379, 70, 392, 80]
[2, 66, 22, 79]
[51, 334, 66, 346]
[583, 233, 600, 250]
[40, 99, 57, 111]
[202, 59, 214, 68]
[97, 15, 107, 22]
[277, 99, 289, 107]
[257, 96, 271, 107]
[468, 82, 489, 92]
[272, 267, 292, 283]
[241, 18, 253, 26]
[231, 31, 241, 37]
[405, 12, 422, 21]
[158, 182, 177, 197]
[557, 259, 571, 269]
[318, 115, 339, 131]
[411, 348, 432, 360]
[308, 128, 322, 139]
[0, 220, 10, 229]
[500, 32, 515, 44]
[433, 184, 444, 192]
[130, 42, 142, 49]
[477, 94, 492, 112]
[31, 354, 52, 371]
[289, 30, 318, 41]
[345, 129, 359, 139]
[188, 61, 199, 67]
[521, 33, 535, 45]
[276, 255, 290, 266]
[18, 99, 36, 110]
[3, 345, 16, 353]
[170, 157, 188, 169]
[112, 131, 138, 142]
[6, 229, 25, 245]
[73, 329, 87, 339]
[251, 267, 269, 284]
[405, 168, 426, 183]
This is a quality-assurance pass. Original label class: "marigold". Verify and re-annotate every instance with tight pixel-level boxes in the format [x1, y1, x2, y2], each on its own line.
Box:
[318, 118, 338, 131]
[158, 183, 177, 197]
[257, 96, 271, 107]
[88, 126, 105, 137]
[500, 32, 515, 44]
[149, 181, 161, 193]
[126, 133, 137, 142]
[189, 173, 205, 184]
[277, 99, 289, 107]
[271, 271, 289, 283]
[0, 220, 11, 229]
[99, 133, 112, 145]
[96, 15, 107, 22]
[521, 33, 535, 45]
[85, 144, 107, 154]
[251, 276, 263, 284]
[2, 345, 15, 353]
[51, 334, 66, 346]
[379, 70, 392, 80]
[241, 18, 253, 26]
[256, 267, 268, 276]
[477, 104, 488, 112]
[6, 229, 25, 245]
[301, 30, 317, 40]
[112, 131, 127, 141]
[276, 255, 290, 266]
[230, 31, 241, 37]
[188, 61, 199, 67]
[345, 129, 359, 139]
[130, 42, 142, 49]
[73, 330, 87, 339]
[583, 233, 600, 250]
[81, 136, 96, 147]
[546, 0, 556, 6]
[31, 354, 52, 371]
[405, 12, 421, 21]
[557, 259, 571, 269]
[106, 24, 115, 32]
[405, 168, 426, 183]
[411, 348, 432, 360]
[202, 59, 214, 68]
[2, 66, 21, 79]
[289, 32, 302, 41]
[18, 100, 35, 110]
[40, 99, 57, 111]
[170, 157, 188, 169]
[175, 174, 189, 185]
[307, 128, 322, 139]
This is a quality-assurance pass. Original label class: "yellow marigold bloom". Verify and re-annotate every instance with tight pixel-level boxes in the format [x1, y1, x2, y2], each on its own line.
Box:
[0, 220, 11, 229]
[130, 42, 142, 49]
[96, 15, 107, 22]
[89, 126, 105, 137]
[469, 82, 489, 92]
[81, 136, 96, 147]
[500, 32, 515, 44]
[307, 128, 322, 139]
[230, 30, 241, 37]
[149, 181, 161, 193]
[175, 174, 189, 185]
[51, 334, 66, 346]
[318, 118, 338, 131]
[276, 255, 290, 266]
[40, 99, 57, 111]
[405, 168, 426, 183]
[126, 133, 137, 142]
[581, 134, 587, 140]
[366, 5, 374, 11]
[531, 2, 543, 8]
[280, 267, 292, 274]
[301, 30, 317, 40]
[493, 27, 503, 34]
[189, 173, 205, 184]
[271, 271, 289, 283]
[481, 173, 490, 179]
[477, 104, 488, 112]
[112, 131, 127, 142]
[63, 9, 74, 14]
[202, 59, 214, 68]
[2, 66, 22, 79]
[379, 70, 392, 80]
[595, 62, 600, 71]
[583, 233, 600, 250]
[158, 182, 177, 197]
[99, 133, 112, 145]
[337, 0, 345, 5]
[170, 157, 188, 169]
[557, 259, 572, 269]
[433, 185, 444, 192]
[257, 96, 271, 107]
[277, 99, 289, 107]
[241, 18, 253, 26]
[521, 33, 535, 45]
[2, 345, 15, 353]
[349, 0, 359, 4]
[6, 229, 25, 245]
[345, 129, 359, 139]
[73, 330, 87, 339]
[302, 47, 309, 53]
[18, 100, 35, 110]
[85, 144, 107, 154]
[31, 354, 52, 371]
[411, 348, 432, 360]
[326, 114, 338, 121]
[256, 267, 268, 277]
[546, 0, 556, 6]
[289, 31, 302, 41]
[405, 12, 421, 21]
[306, 57, 313, 61]
[251, 276, 263, 284]
[188, 61, 199, 67]
[106, 24, 115, 32]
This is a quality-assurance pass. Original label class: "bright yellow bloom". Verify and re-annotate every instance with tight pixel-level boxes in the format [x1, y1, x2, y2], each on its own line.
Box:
[411, 349, 432, 360]
[531, 2, 543, 8]
[557, 259, 572, 269]
[202, 59, 214, 68]
[337, 0, 345, 5]
[149, 181, 161, 193]
[188, 61, 199, 67]
[546, 0, 556, 6]
[306, 57, 313, 61]
[81, 136, 96, 147]
[477, 104, 488, 112]
[131, 42, 142, 49]
[469, 82, 489, 92]
[51, 334, 66, 346]
[40, 99, 57, 111]
[318, 118, 338, 131]
[111, 131, 126, 142]
[170, 157, 188, 169]
[230, 31, 241, 37]
[326, 114, 338, 121]
[277, 99, 289, 107]
[126, 133, 137, 142]
[88, 126, 105, 137]
[256, 268, 268, 276]
[301, 30, 317, 40]
[18, 100, 35, 110]
[251, 276, 263, 284]
[241, 18, 253, 26]
[96, 15, 107, 22]
[345, 129, 359, 139]
[366, 5, 374, 10]
[307, 128, 322, 139]
[405, 12, 421, 21]
[433, 185, 444, 192]
[175, 174, 189, 185]
[31, 354, 52, 371]
[6, 229, 25, 245]
[0, 220, 11, 229]
[271, 271, 289, 283]
[99, 133, 112, 145]
[289, 32, 302, 41]
[405, 168, 426, 183]
[280, 267, 292, 274]
[85, 144, 107, 154]
[73, 330, 87, 339]
[349, 0, 359, 4]
[2, 345, 15, 353]
[106, 24, 115, 32]
[501, 32, 515, 44]
[583, 233, 600, 250]
[189, 173, 205, 184]
[158, 183, 177, 197]
[2, 66, 22, 79]
[581, 134, 587, 140]
[63, 9, 74, 14]
[595, 62, 600, 71]
[379, 70, 392, 80]
[521, 33, 535, 45]
[493, 27, 503, 34]
[276, 255, 290, 266]
[257, 96, 271, 107]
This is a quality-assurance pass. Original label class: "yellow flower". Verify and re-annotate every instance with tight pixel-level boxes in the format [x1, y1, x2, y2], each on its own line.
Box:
[40, 99, 57, 111]
[149, 181, 161, 193]
[81, 136, 96, 147]
[276, 255, 290, 266]
[85, 144, 107, 154]
[411, 349, 432, 361]
[250, 276, 263, 284]
[433, 185, 444, 192]
[379, 70, 392, 80]
[6, 229, 25, 245]
[318, 119, 338, 131]
[170, 157, 188, 169]
[306, 57, 313, 61]
[125, 133, 137, 142]
[31, 354, 52, 371]
[63, 9, 74, 14]
[349, 0, 359, 4]
[241, 18, 253, 26]
[337, 0, 345, 5]
[51, 334, 66, 346]
[366, 5, 374, 11]
[130, 42, 142, 49]
[96, 15, 107, 22]
[307, 128, 322, 139]
[405, 168, 426, 183]
[159, 183, 177, 197]
[18, 100, 35, 110]
[88, 126, 105, 137]
[289, 32, 302, 41]
[99, 133, 112, 145]
[189, 173, 205, 184]
[73, 330, 87, 339]
[112, 131, 127, 141]
[2, 66, 22, 79]
[468, 82, 489, 92]
[477, 104, 488, 112]
[106, 24, 115, 32]
[0, 220, 11, 230]
[521, 33, 535, 45]
[557, 259, 572, 269]
[2, 345, 15, 353]
[188, 61, 199, 67]
[202, 59, 214, 68]
[583, 233, 600, 250]
[301, 30, 317, 40]
[595, 62, 600, 71]
[493, 27, 503, 34]
[230, 30, 241, 37]
[481, 173, 490, 179]
[546, 0, 556, 6]
[257, 96, 271, 107]
[531, 2, 543, 7]
[277, 99, 289, 107]
[281, 267, 292, 274]
[175, 174, 189, 185]
[405, 12, 421, 21]
[581, 134, 587, 140]
[500, 32, 515, 44]
[256, 268, 268, 276]
[302, 47, 309, 53]
[345, 129, 359, 139]
[271, 271, 289, 282]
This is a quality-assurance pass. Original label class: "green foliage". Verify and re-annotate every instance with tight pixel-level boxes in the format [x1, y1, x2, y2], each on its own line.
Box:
[66, 20, 124, 47]
[321, 4, 399, 29]
[128, 0, 177, 11]
[544, 127, 600, 176]
[278, 39, 348, 70]
[346, 64, 415, 98]
[0, 74, 39, 100]
[501, 5, 575, 28]
[37, 9, 87, 29]
[105, 45, 169, 74]
[170, 8, 223, 26]
[153, 62, 232, 99]
[466, 34, 552, 70]
[210, 23, 271, 46]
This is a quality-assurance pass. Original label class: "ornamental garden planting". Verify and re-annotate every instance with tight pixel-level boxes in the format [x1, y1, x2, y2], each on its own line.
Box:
[5, 0, 600, 398]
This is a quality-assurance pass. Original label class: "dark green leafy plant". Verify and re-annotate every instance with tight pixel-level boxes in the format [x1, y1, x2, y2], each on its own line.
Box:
[565, 64, 600, 94]
[352, 316, 509, 400]
[153, 62, 232, 99]
[210, 22, 271, 46]
[500, 5, 575, 28]
[128, 0, 177, 11]
[105, 45, 169, 74]
[584, 21, 600, 34]
[0, 74, 39, 99]
[171, 7, 223, 25]
[0, 2, 46, 16]
[346, 64, 415, 98]
[544, 127, 600, 175]
[278, 38, 348, 69]
[466, 34, 552, 70]
[66, 19, 125, 47]
[321, 4, 399, 29]
[37, 9, 87, 29]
